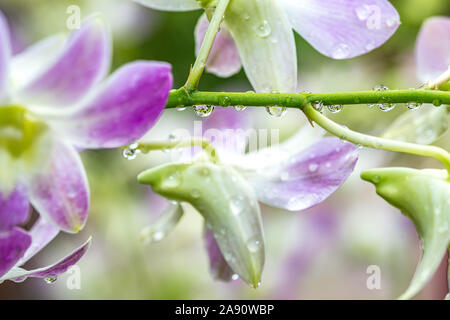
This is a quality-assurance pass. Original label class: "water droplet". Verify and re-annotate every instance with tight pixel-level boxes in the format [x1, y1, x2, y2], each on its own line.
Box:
[231, 274, 239, 281]
[246, 237, 261, 253]
[230, 195, 245, 216]
[331, 43, 350, 59]
[190, 188, 201, 199]
[266, 106, 287, 117]
[194, 105, 214, 117]
[386, 18, 399, 28]
[373, 84, 389, 91]
[432, 99, 441, 106]
[308, 163, 318, 172]
[164, 172, 182, 188]
[234, 105, 247, 111]
[219, 96, 231, 106]
[176, 105, 186, 111]
[152, 231, 165, 242]
[255, 20, 272, 38]
[327, 105, 343, 113]
[312, 101, 324, 112]
[123, 143, 139, 160]
[406, 102, 422, 110]
[379, 103, 395, 112]
[44, 275, 57, 284]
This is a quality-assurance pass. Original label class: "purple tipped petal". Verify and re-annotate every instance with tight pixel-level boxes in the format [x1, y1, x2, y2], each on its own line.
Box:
[416, 17, 450, 82]
[204, 227, 235, 282]
[282, 0, 400, 59]
[28, 140, 89, 233]
[244, 138, 358, 211]
[50, 61, 173, 149]
[195, 14, 242, 78]
[0, 10, 11, 101]
[16, 218, 59, 266]
[0, 228, 31, 278]
[2, 237, 91, 282]
[0, 183, 29, 231]
[17, 15, 111, 108]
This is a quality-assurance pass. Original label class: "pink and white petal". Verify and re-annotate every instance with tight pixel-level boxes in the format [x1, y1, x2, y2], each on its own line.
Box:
[0, 228, 31, 278]
[1, 237, 91, 282]
[16, 15, 111, 108]
[0, 10, 11, 102]
[282, 0, 400, 59]
[224, 0, 297, 93]
[415, 17, 450, 82]
[133, 0, 201, 12]
[49, 61, 172, 149]
[16, 217, 59, 266]
[195, 14, 242, 78]
[28, 139, 89, 233]
[10, 34, 65, 91]
[204, 226, 235, 282]
[241, 138, 358, 211]
[0, 183, 29, 231]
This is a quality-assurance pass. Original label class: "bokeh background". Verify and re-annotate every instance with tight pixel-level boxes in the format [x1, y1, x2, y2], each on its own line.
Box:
[0, 0, 449, 299]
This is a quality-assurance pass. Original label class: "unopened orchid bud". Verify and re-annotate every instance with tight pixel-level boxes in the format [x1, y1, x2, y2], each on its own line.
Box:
[138, 161, 265, 288]
[361, 167, 450, 300]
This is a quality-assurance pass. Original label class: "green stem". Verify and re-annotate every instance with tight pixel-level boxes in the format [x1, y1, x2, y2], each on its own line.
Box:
[184, 0, 231, 92]
[167, 88, 450, 108]
[303, 103, 450, 173]
[131, 138, 219, 163]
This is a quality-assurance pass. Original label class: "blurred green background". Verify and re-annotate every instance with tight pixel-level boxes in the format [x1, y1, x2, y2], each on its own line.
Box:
[0, 0, 449, 299]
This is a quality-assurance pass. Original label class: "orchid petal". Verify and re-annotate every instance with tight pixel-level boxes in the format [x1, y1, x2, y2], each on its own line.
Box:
[0, 237, 91, 282]
[282, 0, 400, 59]
[0, 228, 31, 278]
[138, 161, 265, 287]
[16, 15, 111, 108]
[0, 183, 29, 231]
[28, 139, 89, 233]
[140, 201, 184, 244]
[416, 16, 450, 82]
[16, 218, 59, 266]
[0, 10, 11, 102]
[224, 0, 297, 92]
[195, 14, 242, 78]
[361, 168, 450, 300]
[203, 226, 235, 282]
[240, 137, 358, 211]
[49, 61, 172, 149]
[133, 0, 201, 11]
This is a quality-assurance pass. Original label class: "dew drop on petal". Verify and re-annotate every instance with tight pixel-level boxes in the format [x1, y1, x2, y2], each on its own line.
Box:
[246, 236, 261, 253]
[231, 274, 239, 281]
[308, 163, 318, 172]
[44, 275, 57, 284]
[194, 105, 214, 117]
[255, 20, 272, 38]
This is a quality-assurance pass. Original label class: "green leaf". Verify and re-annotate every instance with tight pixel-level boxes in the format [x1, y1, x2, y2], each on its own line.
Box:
[382, 106, 448, 145]
[138, 161, 265, 288]
[361, 167, 450, 299]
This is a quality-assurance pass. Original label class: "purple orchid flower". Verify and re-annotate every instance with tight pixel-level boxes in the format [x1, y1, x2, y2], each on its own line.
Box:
[136, 0, 400, 93]
[0, 11, 173, 282]
[140, 107, 358, 284]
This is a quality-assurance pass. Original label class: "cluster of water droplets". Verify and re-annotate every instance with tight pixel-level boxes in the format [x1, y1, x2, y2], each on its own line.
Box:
[312, 101, 343, 114]
[368, 85, 396, 111]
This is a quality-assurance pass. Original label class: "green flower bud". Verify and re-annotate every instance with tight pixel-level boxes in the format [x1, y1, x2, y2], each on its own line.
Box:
[138, 161, 265, 288]
[361, 167, 450, 299]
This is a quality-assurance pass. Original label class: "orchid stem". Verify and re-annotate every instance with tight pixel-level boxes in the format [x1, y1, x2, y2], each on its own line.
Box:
[184, 0, 231, 92]
[133, 138, 219, 163]
[167, 88, 450, 108]
[303, 103, 450, 173]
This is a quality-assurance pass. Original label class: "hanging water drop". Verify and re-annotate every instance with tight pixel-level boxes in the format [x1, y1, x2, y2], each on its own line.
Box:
[379, 103, 395, 112]
[44, 275, 57, 284]
[123, 143, 139, 160]
[406, 102, 422, 110]
[327, 105, 343, 113]
[176, 105, 186, 111]
[234, 105, 247, 111]
[312, 101, 324, 112]
[266, 106, 287, 117]
[194, 105, 214, 117]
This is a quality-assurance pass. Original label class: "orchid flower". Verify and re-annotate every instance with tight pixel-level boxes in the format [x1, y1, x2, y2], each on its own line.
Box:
[135, 0, 400, 93]
[138, 107, 358, 287]
[0, 11, 173, 282]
